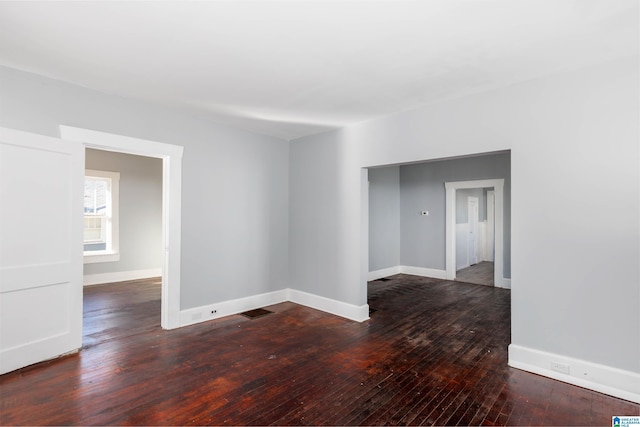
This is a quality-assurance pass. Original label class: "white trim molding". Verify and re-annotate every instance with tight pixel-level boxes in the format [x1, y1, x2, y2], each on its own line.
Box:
[368, 265, 448, 281]
[287, 289, 370, 322]
[83, 268, 162, 286]
[60, 126, 184, 330]
[498, 278, 511, 289]
[509, 344, 640, 404]
[368, 266, 402, 281]
[400, 266, 447, 279]
[445, 179, 504, 288]
[180, 288, 370, 328]
[83, 252, 120, 264]
[180, 290, 288, 327]
[370, 264, 505, 285]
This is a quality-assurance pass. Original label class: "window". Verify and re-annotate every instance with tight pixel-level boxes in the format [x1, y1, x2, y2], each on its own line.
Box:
[84, 169, 120, 263]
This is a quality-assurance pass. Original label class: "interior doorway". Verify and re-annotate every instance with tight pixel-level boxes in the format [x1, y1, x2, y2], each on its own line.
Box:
[364, 151, 511, 319]
[467, 196, 479, 266]
[445, 179, 506, 288]
[60, 126, 184, 329]
[454, 189, 495, 286]
[82, 148, 163, 345]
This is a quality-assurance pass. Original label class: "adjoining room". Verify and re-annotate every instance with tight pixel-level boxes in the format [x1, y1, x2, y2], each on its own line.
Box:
[0, 1, 638, 425]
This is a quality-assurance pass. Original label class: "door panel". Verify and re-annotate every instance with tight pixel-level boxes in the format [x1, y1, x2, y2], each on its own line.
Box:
[0, 127, 83, 374]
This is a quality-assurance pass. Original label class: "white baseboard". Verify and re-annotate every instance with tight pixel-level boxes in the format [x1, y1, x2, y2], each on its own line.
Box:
[180, 289, 288, 327]
[400, 265, 447, 280]
[370, 264, 505, 288]
[497, 277, 511, 289]
[367, 266, 401, 281]
[83, 268, 162, 286]
[368, 265, 447, 280]
[180, 288, 369, 327]
[509, 344, 640, 404]
[287, 289, 369, 322]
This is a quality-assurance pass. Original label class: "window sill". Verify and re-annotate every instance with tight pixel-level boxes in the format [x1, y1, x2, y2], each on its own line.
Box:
[84, 251, 120, 264]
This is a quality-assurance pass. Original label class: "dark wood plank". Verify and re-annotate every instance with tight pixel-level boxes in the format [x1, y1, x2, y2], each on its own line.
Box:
[456, 261, 495, 286]
[1, 274, 638, 426]
[82, 277, 163, 347]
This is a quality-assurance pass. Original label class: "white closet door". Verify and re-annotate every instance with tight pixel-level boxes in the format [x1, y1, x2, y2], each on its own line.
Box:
[0, 126, 84, 374]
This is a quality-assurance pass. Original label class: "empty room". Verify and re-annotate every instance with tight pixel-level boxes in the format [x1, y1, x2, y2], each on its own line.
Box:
[0, 1, 638, 425]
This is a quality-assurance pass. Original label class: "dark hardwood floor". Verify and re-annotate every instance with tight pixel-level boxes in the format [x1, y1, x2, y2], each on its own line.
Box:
[1, 275, 638, 425]
[456, 261, 494, 287]
[82, 277, 164, 348]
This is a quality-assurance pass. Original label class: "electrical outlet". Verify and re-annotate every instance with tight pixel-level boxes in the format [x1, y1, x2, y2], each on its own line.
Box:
[210, 309, 217, 316]
[551, 361, 570, 374]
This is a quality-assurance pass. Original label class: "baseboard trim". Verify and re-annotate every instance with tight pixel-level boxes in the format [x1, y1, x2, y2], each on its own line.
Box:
[180, 288, 369, 327]
[497, 277, 511, 289]
[400, 265, 447, 280]
[180, 289, 288, 327]
[367, 266, 401, 281]
[83, 268, 162, 286]
[287, 289, 370, 322]
[509, 344, 640, 404]
[369, 265, 504, 288]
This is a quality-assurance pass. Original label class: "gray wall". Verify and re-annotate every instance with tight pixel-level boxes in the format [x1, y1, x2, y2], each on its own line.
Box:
[368, 166, 400, 271]
[84, 149, 162, 276]
[456, 188, 488, 224]
[399, 153, 511, 277]
[1, 54, 638, 381]
[0, 65, 290, 310]
[289, 57, 639, 374]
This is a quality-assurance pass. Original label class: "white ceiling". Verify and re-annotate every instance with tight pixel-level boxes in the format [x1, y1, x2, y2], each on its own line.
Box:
[0, 1, 637, 141]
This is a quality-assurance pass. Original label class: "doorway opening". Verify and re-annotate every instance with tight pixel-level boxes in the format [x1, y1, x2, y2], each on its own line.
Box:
[60, 126, 184, 330]
[82, 149, 163, 346]
[445, 179, 506, 288]
[364, 150, 511, 312]
[453, 188, 495, 286]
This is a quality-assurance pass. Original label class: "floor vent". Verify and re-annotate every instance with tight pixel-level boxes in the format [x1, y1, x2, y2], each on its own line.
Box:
[377, 277, 391, 282]
[240, 308, 274, 319]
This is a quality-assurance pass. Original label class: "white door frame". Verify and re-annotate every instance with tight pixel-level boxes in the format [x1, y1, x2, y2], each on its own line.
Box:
[445, 179, 505, 288]
[60, 126, 183, 329]
[486, 190, 495, 262]
[467, 196, 479, 266]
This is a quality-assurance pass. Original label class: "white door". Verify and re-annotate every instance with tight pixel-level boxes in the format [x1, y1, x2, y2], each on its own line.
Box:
[0, 127, 84, 374]
[467, 197, 479, 266]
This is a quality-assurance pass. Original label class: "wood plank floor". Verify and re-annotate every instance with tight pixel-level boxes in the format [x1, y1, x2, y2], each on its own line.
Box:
[82, 277, 164, 348]
[1, 275, 638, 425]
[456, 262, 494, 287]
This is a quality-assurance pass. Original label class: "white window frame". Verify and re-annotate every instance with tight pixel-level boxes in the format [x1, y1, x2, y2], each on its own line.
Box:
[84, 169, 120, 263]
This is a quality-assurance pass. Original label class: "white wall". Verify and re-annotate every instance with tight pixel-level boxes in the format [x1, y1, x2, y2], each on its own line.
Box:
[0, 66, 290, 310]
[289, 56, 639, 396]
[84, 149, 162, 280]
[368, 166, 400, 272]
